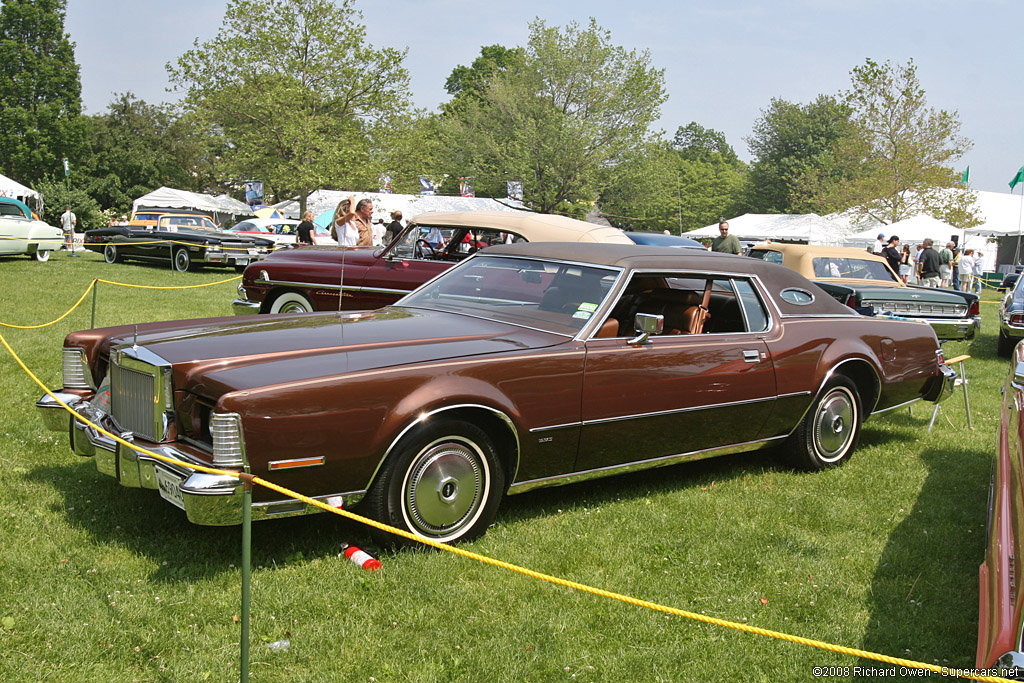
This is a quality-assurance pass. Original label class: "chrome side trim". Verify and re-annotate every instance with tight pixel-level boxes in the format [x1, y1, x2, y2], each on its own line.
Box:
[583, 395, 777, 426]
[368, 403, 521, 493]
[871, 396, 922, 415]
[777, 390, 813, 400]
[507, 435, 787, 495]
[255, 277, 409, 296]
[267, 456, 326, 470]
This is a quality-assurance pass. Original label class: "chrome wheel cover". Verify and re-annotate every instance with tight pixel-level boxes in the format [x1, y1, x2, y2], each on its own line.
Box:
[278, 299, 310, 313]
[174, 249, 190, 271]
[103, 245, 117, 263]
[812, 387, 856, 463]
[402, 436, 488, 540]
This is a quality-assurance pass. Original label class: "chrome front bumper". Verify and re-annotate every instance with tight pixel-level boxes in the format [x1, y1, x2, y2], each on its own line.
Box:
[231, 297, 261, 315]
[35, 392, 356, 525]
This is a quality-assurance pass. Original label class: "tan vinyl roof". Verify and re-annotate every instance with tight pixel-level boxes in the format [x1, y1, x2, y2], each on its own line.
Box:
[409, 210, 633, 244]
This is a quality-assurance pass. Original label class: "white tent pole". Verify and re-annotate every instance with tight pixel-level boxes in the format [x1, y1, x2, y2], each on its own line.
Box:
[1015, 183, 1024, 266]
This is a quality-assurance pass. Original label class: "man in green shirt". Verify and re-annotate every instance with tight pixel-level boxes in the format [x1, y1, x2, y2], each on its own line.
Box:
[711, 221, 742, 255]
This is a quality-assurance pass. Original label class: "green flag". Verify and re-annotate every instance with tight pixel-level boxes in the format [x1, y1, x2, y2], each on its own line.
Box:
[1011, 166, 1024, 190]
[960, 166, 969, 184]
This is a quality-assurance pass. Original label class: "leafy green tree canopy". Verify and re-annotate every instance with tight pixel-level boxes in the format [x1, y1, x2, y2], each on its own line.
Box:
[439, 18, 666, 214]
[444, 44, 525, 103]
[0, 0, 85, 185]
[168, 0, 410, 212]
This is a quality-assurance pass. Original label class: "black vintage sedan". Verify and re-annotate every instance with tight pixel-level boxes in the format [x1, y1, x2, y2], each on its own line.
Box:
[84, 213, 276, 272]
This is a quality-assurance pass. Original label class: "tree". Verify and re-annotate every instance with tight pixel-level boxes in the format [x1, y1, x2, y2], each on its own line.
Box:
[797, 58, 978, 227]
[600, 124, 746, 234]
[744, 95, 855, 214]
[168, 0, 410, 214]
[444, 44, 525, 103]
[0, 0, 85, 185]
[438, 18, 666, 214]
[78, 93, 194, 213]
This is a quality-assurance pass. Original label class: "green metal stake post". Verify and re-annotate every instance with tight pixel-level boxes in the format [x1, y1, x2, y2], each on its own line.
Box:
[241, 473, 253, 682]
[90, 280, 97, 329]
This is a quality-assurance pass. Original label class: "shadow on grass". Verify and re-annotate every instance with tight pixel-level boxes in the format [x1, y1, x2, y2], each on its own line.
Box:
[858, 443, 990, 670]
[27, 459, 371, 582]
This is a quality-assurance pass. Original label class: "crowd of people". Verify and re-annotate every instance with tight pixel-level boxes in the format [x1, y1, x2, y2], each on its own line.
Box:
[872, 232, 983, 293]
[292, 196, 405, 247]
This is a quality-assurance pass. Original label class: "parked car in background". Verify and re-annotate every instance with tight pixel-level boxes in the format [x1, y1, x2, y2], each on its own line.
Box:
[37, 243, 954, 543]
[226, 218, 338, 246]
[84, 213, 276, 272]
[232, 210, 633, 314]
[625, 231, 706, 250]
[997, 272, 1024, 356]
[128, 208, 214, 228]
[0, 197, 63, 262]
[977, 341, 1024, 676]
[747, 243, 981, 341]
[1000, 272, 1020, 292]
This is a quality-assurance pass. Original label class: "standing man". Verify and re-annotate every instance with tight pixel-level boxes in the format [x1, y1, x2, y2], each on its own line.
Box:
[918, 238, 941, 288]
[938, 241, 955, 288]
[711, 221, 742, 255]
[384, 210, 403, 245]
[296, 210, 316, 245]
[352, 199, 374, 246]
[872, 233, 885, 254]
[880, 235, 901, 275]
[60, 206, 78, 256]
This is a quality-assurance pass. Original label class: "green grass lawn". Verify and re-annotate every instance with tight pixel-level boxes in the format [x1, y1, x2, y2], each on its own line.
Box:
[0, 250, 1006, 681]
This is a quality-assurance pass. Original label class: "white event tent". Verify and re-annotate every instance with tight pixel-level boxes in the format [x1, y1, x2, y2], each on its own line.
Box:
[132, 187, 252, 226]
[272, 190, 525, 223]
[0, 173, 41, 209]
[686, 213, 856, 246]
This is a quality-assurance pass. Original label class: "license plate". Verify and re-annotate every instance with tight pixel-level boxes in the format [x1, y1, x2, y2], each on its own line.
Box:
[236, 258, 250, 266]
[154, 466, 186, 510]
[247, 248, 257, 255]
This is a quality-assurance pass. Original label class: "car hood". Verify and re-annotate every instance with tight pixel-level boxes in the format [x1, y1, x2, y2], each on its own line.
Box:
[109, 307, 565, 397]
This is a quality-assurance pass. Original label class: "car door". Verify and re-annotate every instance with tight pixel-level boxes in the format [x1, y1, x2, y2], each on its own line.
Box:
[576, 274, 777, 472]
[0, 204, 28, 254]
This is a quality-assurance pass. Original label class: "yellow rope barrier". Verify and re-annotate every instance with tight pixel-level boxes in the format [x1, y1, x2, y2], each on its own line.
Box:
[0, 280, 97, 329]
[0, 328, 1013, 681]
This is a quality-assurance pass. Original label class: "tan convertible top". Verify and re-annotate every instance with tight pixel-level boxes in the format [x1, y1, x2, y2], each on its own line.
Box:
[409, 210, 633, 244]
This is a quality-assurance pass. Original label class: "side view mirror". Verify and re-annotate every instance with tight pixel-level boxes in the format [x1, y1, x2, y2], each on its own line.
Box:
[629, 313, 663, 345]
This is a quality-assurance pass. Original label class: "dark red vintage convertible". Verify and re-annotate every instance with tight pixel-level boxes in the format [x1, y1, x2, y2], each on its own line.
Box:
[38, 243, 954, 544]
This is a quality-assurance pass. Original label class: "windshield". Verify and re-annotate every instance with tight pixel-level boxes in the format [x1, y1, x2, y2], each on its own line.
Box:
[400, 255, 620, 336]
[811, 257, 898, 282]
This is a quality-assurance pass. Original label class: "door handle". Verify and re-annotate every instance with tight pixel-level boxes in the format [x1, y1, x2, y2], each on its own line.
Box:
[743, 349, 760, 363]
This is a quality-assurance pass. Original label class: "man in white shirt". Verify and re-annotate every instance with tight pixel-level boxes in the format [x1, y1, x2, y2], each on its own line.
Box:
[60, 206, 78, 256]
[872, 233, 885, 254]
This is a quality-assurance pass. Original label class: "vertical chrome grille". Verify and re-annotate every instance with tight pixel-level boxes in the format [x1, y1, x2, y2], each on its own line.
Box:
[111, 360, 160, 441]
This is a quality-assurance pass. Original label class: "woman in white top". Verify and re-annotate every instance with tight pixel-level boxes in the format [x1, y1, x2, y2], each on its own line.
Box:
[330, 196, 358, 246]
[958, 249, 976, 292]
[973, 251, 985, 293]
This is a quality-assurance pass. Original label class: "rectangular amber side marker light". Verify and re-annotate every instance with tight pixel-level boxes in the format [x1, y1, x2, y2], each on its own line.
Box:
[268, 456, 326, 470]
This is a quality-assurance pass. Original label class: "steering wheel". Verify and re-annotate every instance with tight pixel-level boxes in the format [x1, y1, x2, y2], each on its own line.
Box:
[415, 238, 437, 259]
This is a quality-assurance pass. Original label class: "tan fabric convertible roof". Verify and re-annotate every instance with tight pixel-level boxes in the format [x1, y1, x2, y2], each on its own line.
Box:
[410, 210, 633, 244]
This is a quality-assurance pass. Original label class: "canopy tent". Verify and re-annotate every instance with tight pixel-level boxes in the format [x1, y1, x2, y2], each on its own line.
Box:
[273, 190, 525, 224]
[132, 187, 252, 226]
[687, 213, 856, 246]
[0, 173, 41, 211]
[842, 214, 964, 249]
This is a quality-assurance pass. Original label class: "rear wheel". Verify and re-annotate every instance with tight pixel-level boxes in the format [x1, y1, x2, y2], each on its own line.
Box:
[34, 248, 51, 262]
[362, 419, 504, 546]
[173, 248, 195, 272]
[998, 329, 1016, 358]
[268, 291, 313, 314]
[103, 244, 122, 264]
[785, 376, 861, 470]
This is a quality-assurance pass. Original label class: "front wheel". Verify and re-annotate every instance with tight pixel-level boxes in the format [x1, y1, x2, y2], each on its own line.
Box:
[268, 291, 313, 314]
[34, 248, 51, 262]
[362, 419, 504, 546]
[103, 244, 122, 264]
[785, 376, 861, 471]
[173, 248, 194, 272]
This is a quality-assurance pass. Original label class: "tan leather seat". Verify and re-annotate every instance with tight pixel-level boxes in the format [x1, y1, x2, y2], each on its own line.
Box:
[594, 318, 619, 338]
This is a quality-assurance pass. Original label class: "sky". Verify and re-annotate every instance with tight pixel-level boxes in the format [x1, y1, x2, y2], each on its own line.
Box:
[65, 0, 1024, 195]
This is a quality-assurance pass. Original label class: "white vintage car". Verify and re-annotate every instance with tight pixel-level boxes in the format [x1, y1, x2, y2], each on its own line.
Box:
[0, 197, 63, 261]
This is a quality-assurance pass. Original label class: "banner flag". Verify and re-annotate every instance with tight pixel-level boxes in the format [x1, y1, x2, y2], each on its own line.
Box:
[1010, 166, 1024, 191]
[960, 167, 969, 184]
[459, 177, 474, 198]
[244, 181, 264, 207]
[507, 180, 523, 201]
[379, 174, 393, 194]
[419, 176, 435, 195]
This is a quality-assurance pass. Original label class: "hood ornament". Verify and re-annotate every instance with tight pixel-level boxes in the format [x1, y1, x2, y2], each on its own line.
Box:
[132, 324, 138, 350]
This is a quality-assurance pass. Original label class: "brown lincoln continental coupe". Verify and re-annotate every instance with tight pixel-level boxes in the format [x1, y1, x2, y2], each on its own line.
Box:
[36, 243, 955, 544]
